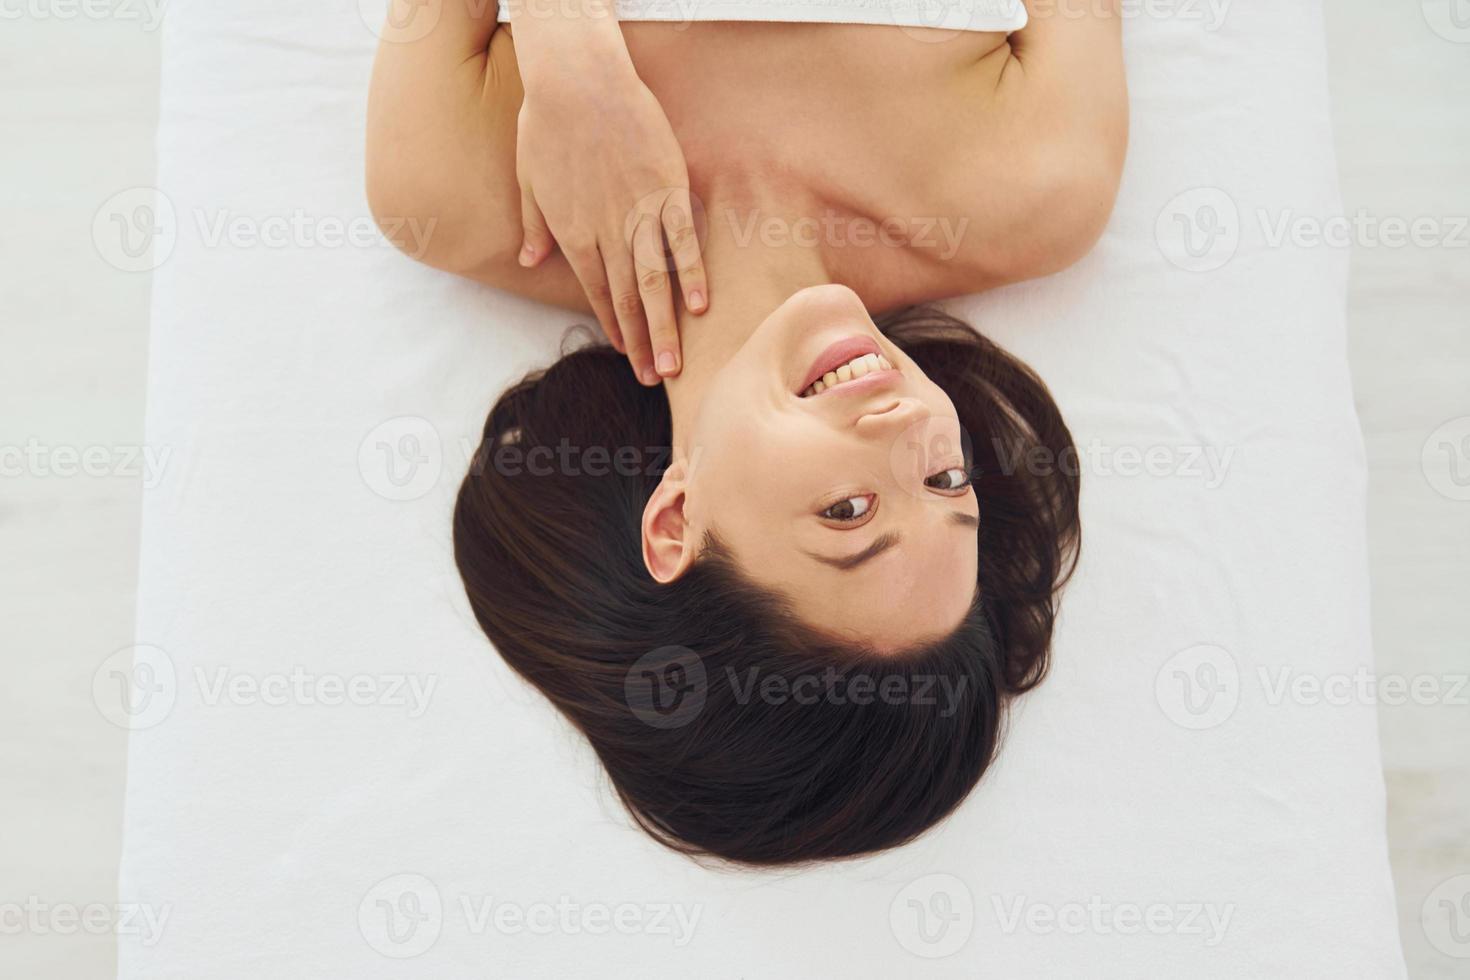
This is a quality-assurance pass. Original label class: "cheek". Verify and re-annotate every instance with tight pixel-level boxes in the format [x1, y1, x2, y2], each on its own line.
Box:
[690, 414, 782, 492]
[686, 414, 827, 530]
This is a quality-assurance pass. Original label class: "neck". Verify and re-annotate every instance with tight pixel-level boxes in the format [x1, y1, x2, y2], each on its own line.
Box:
[663, 174, 832, 440]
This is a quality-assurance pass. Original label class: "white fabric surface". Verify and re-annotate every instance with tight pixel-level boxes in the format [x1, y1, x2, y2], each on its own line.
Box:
[118, 0, 1405, 976]
[497, 0, 1027, 32]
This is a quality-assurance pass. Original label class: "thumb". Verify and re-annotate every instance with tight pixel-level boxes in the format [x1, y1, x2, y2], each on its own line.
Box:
[518, 185, 554, 268]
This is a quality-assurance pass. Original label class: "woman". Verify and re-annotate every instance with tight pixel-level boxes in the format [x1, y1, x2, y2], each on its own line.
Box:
[366, 0, 1126, 865]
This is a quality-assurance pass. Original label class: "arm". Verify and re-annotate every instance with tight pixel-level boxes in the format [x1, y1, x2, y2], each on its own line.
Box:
[366, 0, 707, 385]
[366, 4, 585, 308]
[1006, 0, 1129, 186]
[933, 0, 1129, 287]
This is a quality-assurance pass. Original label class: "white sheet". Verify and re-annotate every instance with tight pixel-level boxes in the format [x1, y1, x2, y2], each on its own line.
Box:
[495, 0, 1028, 32]
[118, 0, 1405, 975]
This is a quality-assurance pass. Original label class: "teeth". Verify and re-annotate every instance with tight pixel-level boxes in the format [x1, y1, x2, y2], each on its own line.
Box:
[800, 352, 896, 396]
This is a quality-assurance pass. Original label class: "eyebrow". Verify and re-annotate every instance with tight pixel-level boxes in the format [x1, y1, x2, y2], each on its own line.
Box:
[805, 532, 902, 571]
[805, 511, 978, 571]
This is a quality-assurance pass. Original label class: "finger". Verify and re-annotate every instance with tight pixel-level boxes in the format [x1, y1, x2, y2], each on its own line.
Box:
[604, 245, 659, 386]
[631, 212, 680, 378]
[564, 245, 625, 355]
[517, 184, 555, 269]
[662, 189, 707, 315]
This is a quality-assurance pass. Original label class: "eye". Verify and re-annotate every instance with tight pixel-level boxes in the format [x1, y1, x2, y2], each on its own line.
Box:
[924, 467, 972, 493]
[819, 494, 874, 524]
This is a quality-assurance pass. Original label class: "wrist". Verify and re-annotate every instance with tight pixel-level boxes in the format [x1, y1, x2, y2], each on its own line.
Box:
[510, 3, 636, 90]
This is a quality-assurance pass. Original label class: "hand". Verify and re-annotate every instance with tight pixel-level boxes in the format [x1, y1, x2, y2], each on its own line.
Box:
[514, 61, 708, 386]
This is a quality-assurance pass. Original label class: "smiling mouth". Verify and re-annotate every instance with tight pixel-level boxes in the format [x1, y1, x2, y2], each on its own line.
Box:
[799, 352, 896, 397]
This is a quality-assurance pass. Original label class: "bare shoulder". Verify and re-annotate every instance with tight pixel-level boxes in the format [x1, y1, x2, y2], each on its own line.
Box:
[922, 2, 1129, 290]
[365, 18, 592, 311]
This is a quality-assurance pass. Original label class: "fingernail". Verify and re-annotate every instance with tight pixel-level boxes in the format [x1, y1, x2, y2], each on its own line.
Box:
[518, 244, 535, 267]
[657, 351, 677, 375]
[640, 366, 659, 386]
[689, 289, 705, 312]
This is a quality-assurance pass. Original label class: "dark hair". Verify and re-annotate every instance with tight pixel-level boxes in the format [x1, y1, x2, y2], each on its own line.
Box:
[453, 307, 1080, 866]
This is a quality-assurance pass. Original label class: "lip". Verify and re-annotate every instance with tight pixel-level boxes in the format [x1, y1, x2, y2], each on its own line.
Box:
[798, 335, 885, 395]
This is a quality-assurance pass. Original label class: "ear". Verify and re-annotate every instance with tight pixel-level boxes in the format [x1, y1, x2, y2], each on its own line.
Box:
[641, 463, 698, 584]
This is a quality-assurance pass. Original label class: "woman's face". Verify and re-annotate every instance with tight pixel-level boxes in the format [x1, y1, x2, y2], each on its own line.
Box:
[670, 284, 980, 652]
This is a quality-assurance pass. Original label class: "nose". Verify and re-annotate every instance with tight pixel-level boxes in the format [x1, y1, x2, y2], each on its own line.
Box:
[854, 396, 931, 437]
